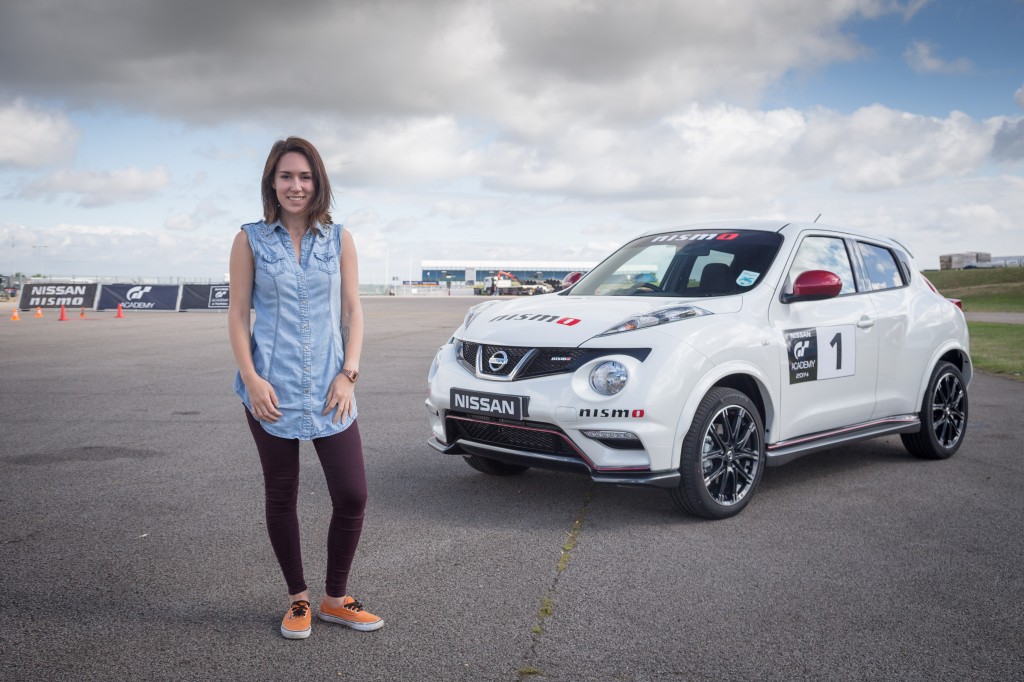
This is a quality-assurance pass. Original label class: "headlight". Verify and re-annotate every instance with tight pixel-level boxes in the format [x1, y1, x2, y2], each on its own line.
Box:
[427, 346, 443, 384]
[599, 305, 711, 336]
[590, 361, 628, 395]
[462, 300, 502, 330]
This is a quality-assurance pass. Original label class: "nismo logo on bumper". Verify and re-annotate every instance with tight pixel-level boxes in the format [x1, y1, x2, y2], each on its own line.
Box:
[578, 408, 645, 418]
[489, 313, 581, 326]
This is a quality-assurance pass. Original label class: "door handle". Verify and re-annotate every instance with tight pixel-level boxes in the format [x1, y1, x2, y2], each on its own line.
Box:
[856, 316, 875, 329]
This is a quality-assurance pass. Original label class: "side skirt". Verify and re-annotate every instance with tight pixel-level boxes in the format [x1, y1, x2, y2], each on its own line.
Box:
[766, 415, 920, 467]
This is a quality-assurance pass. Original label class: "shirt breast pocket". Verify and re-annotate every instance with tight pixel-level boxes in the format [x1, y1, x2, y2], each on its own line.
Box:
[313, 250, 338, 274]
[259, 251, 285, 277]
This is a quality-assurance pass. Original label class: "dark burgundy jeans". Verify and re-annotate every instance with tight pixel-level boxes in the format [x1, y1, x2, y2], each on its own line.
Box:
[245, 409, 367, 598]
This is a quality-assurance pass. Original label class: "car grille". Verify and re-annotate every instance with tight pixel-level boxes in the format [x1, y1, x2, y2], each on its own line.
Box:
[459, 343, 649, 380]
[445, 412, 583, 459]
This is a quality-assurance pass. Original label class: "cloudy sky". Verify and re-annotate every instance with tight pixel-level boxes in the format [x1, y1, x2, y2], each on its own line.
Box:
[1, 0, 1022, 282]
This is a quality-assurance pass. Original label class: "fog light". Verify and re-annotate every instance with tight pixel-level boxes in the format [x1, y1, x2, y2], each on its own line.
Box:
[590, 361, 628, 395]
[581, 429, 640, 441]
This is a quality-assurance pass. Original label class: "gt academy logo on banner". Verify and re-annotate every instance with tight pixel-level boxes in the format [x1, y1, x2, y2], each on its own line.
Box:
[98, 284, 180, 311]
[178, 284, 229, 310]
[208, 285, 229, 308]
[785, 325, 856, 384]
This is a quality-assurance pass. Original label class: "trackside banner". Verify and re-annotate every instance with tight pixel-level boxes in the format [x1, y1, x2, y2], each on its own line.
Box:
[180, 284, 230, 310]
[20, 283, 99, 309]
[98, 284, 180, 311]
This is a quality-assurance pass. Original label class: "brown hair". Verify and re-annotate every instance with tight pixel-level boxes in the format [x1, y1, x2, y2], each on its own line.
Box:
[261, 136, 333, 228]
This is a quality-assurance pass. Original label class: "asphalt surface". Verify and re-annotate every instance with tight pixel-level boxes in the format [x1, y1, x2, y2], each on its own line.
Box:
[1, 298, 1022, 681]
[963, 311, 1024, 324]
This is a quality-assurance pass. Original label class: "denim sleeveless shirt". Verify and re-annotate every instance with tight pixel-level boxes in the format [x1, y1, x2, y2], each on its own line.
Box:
[233, 219, 356, 440]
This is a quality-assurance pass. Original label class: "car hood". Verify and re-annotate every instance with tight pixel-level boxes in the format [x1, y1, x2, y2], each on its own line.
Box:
[461, 294, 742, 347]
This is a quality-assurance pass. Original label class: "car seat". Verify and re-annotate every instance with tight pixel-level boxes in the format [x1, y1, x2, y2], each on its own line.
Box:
[700, 263, 734, 293]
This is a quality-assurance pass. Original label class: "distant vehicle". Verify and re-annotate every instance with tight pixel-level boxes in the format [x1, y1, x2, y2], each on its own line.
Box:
[474, 271, 550, 296]
[561, 272, 584, 288]
[427, 220, 971, 519]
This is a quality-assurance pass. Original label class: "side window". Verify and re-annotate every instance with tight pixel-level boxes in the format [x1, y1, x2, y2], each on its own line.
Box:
[787, 236, 857, 295]
[858, 242, 905, 291]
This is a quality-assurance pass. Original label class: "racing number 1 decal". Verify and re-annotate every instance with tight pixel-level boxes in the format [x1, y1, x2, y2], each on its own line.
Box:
[785, 325, 856, 384]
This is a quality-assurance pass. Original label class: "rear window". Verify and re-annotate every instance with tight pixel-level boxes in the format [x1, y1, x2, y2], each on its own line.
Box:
[571, 229, 784, 297]
[858, 242, 906, 291]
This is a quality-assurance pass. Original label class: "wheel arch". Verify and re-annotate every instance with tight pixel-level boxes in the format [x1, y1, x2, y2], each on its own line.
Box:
[671, 363, 775, 469]
[915, 343, 973, 409]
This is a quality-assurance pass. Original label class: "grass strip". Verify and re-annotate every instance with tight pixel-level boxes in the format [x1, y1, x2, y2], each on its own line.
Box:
[967, 322, 1024, 380]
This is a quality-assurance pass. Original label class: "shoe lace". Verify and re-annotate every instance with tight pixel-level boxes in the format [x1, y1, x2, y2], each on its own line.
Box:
[290, 600, 310, 618]
[345, 599, 365, 612]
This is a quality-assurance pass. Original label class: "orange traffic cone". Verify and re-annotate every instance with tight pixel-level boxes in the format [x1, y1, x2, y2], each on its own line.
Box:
[115, 303, 125, 319]
[80, 307, 87, 319]
[35, 306, 43, 318]
[58, 305, 68, 321]
[10, 309, 20, 321]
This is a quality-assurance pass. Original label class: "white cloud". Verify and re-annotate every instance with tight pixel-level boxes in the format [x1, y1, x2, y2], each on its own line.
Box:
[1, 221, 234, 278]
[468, 103, 1002, 199]
[1015, 85, 1024, 112]
[21, 166, 171, 207]
[164, 199, 227, 232]
[0, 100, 79, 167]
[904, 41, 972, 74]
[797, 106, 997, 191]
[0, 1, 918, 126]
[318, 117, 481, 186]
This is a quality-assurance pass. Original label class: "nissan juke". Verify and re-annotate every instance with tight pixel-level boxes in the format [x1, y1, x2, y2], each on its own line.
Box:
[425, 220, 971, 518]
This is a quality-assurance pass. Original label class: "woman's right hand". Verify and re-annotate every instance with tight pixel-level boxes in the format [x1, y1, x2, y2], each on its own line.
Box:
[246, 376, 282, 423]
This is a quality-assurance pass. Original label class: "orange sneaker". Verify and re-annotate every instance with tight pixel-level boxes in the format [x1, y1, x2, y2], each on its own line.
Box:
[317, 596, 383, 631]
[281, 599, 312, 639]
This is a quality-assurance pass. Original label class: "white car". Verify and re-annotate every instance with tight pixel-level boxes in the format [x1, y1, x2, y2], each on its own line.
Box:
[425, 221, 971, 518]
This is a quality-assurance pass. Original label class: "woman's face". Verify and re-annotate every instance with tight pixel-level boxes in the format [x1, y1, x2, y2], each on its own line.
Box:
[273, 151, 315, 221]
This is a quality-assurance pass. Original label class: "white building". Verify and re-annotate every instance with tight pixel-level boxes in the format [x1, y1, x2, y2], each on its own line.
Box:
[418, 260, 596, 285]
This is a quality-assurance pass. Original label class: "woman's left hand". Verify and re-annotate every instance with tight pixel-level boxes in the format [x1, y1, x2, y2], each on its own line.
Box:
[323, 372, 356, 423]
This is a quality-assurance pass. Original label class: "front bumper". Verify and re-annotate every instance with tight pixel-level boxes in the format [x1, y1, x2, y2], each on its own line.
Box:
[426, 436, 680, 489]
[425, 340, 683, 477]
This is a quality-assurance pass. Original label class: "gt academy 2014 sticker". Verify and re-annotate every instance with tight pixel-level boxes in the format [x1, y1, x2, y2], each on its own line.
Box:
[784, 325, 856, 384]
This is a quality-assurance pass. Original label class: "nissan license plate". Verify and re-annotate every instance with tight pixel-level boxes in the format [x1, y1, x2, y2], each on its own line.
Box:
[450, 388, 529, 420]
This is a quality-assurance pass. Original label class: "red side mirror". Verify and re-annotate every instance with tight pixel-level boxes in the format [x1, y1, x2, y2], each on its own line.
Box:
[787, 270, 843, 302]
[561, 271, 583, 287]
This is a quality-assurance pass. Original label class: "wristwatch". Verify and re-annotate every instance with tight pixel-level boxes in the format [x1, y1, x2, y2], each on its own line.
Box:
[341, 368, 359, 383]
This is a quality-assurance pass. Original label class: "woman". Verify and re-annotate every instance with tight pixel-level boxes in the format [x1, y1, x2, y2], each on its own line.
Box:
[228, 136, 382, 640]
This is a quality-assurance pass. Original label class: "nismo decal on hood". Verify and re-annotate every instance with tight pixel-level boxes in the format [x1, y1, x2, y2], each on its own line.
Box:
[489, 313, 582, 326]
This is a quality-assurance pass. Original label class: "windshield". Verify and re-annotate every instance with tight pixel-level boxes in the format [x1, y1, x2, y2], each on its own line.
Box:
[569, 229, 784, 297]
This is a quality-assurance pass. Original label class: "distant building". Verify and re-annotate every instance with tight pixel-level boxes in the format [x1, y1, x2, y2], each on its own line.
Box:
[939, 252, 991, 270]
[992, 255, 1024, 267]
[419, 260, 595, 285]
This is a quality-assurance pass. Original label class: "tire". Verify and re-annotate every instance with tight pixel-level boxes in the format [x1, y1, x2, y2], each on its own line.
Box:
[670, 388, 765, 519]
[901, 361, 968, 460]
[462, 455, 529, 476]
